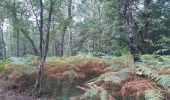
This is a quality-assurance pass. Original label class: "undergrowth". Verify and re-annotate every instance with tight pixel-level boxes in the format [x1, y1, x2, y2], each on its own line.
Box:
[1, 54, 170, 100]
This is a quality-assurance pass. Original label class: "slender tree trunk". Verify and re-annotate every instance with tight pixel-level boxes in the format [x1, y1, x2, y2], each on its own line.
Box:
[52, 42, 55, 56]
[55, 40, 58, 56]
[16, 30, 20, 57]
[143, 0, 151, 40]
[0, 21, 6, 59]
[98, 29, 102, 52]
[10, 34, 13, 57]
[20, 29, 39, 55]
[60, 27, 67, 56]
[60, 0, 72, 56]
[2, 31, 6, 59]
[23, 42, 26, 56]
[35, 0, 44, 95]
[70, 31, 73, 55]
[36, 0, 55, 96]
[12, 0, 20, 57]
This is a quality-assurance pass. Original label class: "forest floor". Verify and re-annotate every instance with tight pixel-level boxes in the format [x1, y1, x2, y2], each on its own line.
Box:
[1, 55, 170, 100]
[0, 84, 54, 100]
[0, 88, 36, 100]
[0, 77, 55, 100]
[0, 77, 36, 100]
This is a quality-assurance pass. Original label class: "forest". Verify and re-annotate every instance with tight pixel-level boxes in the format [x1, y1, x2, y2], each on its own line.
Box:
[0, 0, 170, 100]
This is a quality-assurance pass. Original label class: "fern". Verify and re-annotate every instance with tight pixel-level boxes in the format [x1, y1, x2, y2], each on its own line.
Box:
[136, 64, 170, 91]
[145, 89, 164, 100]
[117, 68, 130, 80]
[85, 86, 97, 98]
[104, 75, 120, 83]
[100, 89, 107, 100]
[156, 75, 170, 89]
[84, 85, 108, 100]
[136, 64, 153, 76]
[62, 70, 79, 83]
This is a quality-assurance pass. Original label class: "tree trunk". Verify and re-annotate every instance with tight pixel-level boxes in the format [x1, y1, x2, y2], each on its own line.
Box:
[12, 0, 20, 57]
[143, 0, 151, 40]
[16, 30, 20, 57]
[23, 42, 26, 56]
[70, 31, 73, 55]
[124, 0, 139, 62]
[35, 0, 44, 95]
[2, 31, 6, 59]
[0, 21, 6, 59]
[60, 0, 72, 56]
[36, 0, 55, 96]
[20, 29, 39, 55]
[60, 27, 67, 56]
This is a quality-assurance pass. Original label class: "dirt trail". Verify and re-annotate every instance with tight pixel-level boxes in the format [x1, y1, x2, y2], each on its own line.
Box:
[0, 89, 34, 100]
[0, 85, 53, 100]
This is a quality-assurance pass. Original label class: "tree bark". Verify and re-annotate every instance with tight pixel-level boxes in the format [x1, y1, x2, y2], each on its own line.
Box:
[124, 0, 139, 62]
[36, 0, 55, 96]
[0, 21, 6, 59]
[12, 0, 20, 57]
[60, 27, 67, 56]
[143, 0, 151, 40]
[60, 0, 72, 56]
[2, 34, 6, 59]
[35, 0, 44, 96]
[70, 31, 73, 55]
[16, 30, 20, 57]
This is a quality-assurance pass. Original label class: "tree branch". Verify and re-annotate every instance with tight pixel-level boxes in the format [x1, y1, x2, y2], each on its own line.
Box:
[29, 0, 40, 32]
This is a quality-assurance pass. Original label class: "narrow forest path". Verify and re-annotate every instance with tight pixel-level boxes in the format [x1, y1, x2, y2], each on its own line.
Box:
[0, 89, 36, 100]
[0, 78, 53, 100]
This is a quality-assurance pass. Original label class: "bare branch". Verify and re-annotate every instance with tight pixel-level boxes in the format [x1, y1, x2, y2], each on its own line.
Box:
[29, 0, 40, 32]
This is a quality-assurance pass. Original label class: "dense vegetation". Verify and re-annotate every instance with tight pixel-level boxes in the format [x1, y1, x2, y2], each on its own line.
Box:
[0, 0, 170, 100]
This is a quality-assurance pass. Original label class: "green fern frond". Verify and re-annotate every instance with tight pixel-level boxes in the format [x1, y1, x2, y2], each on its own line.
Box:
[62, 70, 79, 83]
[104, 75, 120, 83]
[117, 68, 130, 80]
[145, 89, 164, 100]
[136, 65, 170, 90]
[156, 75, 170, 89]
[85, 86, 97, 98]
[100, 89, 107, 100]
[136, 65, 153, 76]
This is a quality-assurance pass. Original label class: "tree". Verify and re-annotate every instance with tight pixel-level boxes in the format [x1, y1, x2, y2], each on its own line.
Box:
[34, 0, 57, 96]
[59, 0, 72, 56]
[124, 0, 139, 61]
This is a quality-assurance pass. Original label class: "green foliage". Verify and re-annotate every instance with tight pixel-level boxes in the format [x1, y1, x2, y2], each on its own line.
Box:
[85, 86, 98, 98]
[136, 57, 170, 91]
[9, 54, 38, 65]
[145, 89, 164, 100]
[62, 70, 79, 83]
[0, 60, 12, 72]
[100, 89, 107, 100]
[158, 56, 170, 64]
[46, 56, 72, 65]
[157, 35, 170, 46]
[156, 75, 170, 90]
[2, 55, 38, 74]
[2, 55, 170, 100]
[141, 54, 156, 62]
[92, 52, 107, 57]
